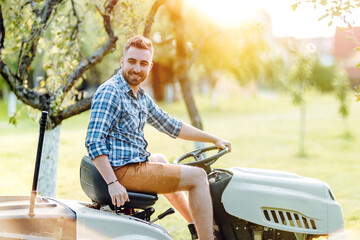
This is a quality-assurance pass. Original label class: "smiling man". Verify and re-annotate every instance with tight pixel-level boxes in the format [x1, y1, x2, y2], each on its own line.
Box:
[86, 35, 231, 240]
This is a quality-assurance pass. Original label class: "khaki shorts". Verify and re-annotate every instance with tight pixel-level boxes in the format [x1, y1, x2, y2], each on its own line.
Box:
[113, 160, 181, 194]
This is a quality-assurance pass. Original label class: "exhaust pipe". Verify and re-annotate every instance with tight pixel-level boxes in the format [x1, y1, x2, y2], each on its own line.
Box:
[28, 111, 48, 217]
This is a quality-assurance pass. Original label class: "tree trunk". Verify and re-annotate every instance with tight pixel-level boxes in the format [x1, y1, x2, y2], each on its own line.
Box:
[343, 117, 350, 138]
[299, 103, 306, 157]
[37, 125, 61, 197]
[168, 0, 203, 130]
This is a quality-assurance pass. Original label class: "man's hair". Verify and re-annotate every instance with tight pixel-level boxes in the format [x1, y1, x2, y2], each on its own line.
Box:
[123, 35, 154, 57]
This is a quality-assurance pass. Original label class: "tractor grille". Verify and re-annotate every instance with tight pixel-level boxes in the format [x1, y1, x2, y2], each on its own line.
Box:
[262, 208, 317, 230]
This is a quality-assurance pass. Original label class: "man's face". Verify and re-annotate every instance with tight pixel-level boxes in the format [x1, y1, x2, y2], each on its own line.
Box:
[121, 46, 153, 88]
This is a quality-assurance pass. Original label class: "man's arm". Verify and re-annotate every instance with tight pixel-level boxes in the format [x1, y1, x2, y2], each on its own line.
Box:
[86, 84, 128, 207]
[178, 122, 232, 151]
[93, 155, 129, 207]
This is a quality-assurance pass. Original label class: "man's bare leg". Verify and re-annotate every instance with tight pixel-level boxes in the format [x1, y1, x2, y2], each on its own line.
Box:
[149, 154, 193, 223]
[177, 165, 214, 240]
[163, 191, 193, 223]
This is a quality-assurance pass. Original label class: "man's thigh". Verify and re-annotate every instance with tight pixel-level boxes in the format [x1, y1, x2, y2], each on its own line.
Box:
[114, 161, 181, 194]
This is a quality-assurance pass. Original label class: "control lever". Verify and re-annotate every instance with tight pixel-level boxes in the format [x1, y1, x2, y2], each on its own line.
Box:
[150, 207, 175, 224]
[132, 207, 155, 221]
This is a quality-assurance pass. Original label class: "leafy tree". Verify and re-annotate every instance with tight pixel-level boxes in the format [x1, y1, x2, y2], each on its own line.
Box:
[0, 0, 161, 196]
[293, 0, 360, 30]
[333, 71, 352, 137]
[311, 59, 336, 92]
[285, 53, 315, 157]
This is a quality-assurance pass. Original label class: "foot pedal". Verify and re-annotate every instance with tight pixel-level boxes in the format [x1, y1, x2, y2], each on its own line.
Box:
[132, 207, 155, 221]
[188, 223, 198, 239]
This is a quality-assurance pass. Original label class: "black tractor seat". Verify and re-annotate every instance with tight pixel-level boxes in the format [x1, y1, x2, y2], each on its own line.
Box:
[80, 156, 158, 210]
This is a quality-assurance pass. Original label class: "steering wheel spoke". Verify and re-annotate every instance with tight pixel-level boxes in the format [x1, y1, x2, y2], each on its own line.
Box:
[173, 145, 229, 172]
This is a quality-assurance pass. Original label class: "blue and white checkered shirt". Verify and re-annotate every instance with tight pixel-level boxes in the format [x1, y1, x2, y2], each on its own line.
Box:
[86, 70, 182, 167]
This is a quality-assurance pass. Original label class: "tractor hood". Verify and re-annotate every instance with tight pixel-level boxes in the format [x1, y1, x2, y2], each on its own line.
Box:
[0, 196, 171, 240]
[221, 167, 345, 235]
[0, 195, 76, 239]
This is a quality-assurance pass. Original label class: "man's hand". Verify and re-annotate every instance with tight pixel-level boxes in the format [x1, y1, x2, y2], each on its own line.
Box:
[178, 122, 232, 152]
[108, 181, 130, 207]
[92, 155, 130, 207]
[215, 138, 232, 152]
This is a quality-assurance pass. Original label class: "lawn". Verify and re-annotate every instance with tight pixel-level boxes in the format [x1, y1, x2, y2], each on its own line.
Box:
[0, 92, 359, 239]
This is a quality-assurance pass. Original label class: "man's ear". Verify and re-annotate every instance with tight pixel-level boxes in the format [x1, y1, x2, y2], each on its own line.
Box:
[149, 62, 153, 70]
[120, 57, 124, 65]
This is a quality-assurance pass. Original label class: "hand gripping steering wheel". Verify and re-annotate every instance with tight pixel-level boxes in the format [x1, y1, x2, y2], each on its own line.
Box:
[173, 145, 229, 172]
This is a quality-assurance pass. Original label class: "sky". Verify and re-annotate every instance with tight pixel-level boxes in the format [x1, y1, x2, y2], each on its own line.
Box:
[186, 0, 360, 39]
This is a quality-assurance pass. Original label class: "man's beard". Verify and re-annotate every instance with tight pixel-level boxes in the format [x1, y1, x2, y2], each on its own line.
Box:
[123, 70, 146, 87]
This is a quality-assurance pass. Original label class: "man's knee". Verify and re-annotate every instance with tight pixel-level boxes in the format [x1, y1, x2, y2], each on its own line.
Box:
[179, 166, 208, 191]
[195, 167, 208, 185]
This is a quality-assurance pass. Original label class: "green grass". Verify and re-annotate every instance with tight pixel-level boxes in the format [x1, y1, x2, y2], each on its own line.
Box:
[0, 93, 359, 239]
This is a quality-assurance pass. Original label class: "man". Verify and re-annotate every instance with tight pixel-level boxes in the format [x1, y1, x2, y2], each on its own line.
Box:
[86, 35, 231, 240]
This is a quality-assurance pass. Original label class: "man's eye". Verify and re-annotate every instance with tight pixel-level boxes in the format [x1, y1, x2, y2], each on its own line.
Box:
[141, 62, 148, 66]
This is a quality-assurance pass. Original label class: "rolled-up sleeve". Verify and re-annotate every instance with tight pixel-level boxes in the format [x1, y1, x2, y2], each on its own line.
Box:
[86, 84, 121, 160]
[146, 95, 182, 138]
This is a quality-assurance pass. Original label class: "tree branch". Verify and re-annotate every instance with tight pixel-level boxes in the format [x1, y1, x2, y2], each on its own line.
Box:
[103, 0, 118, 38]
[0, 59, 51, 111]
[69, 0, 81, 41]
[0, 5, 4, 51]
[62, 38, 117, 94]
[0, 5, 47, 111]
[17, 0, 63, 79]
[143, 0, 167, 38]
[59, 96, 92, 122]
[62, 0, 119, 95]
[21, 0, 41, 17]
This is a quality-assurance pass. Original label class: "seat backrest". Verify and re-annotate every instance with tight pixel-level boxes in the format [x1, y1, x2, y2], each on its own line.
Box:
[80, 155, 112, 205]
[80, 156, 158, 209]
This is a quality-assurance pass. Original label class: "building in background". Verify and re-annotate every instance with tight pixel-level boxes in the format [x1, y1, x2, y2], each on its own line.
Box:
[333, 27, 360, 87]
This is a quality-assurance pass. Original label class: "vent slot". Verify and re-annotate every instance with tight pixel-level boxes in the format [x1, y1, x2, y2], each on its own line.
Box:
[310, 219, 317, 229]
[303, 217, 310, 229]
[262, 208, 317, 230]
[294, 214, 302, 228]
[271, 210, 279, 223]
[286, 212, 295, 227]
[279, 211, 286, 225]
[264, 210, 270, 221]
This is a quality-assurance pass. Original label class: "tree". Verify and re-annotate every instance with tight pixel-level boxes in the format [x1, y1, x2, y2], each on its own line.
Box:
[286, 53, 315, 157]
[0, 0, 162, 196]
[166, 0, 204, 130]
[333, 71, 352, 137]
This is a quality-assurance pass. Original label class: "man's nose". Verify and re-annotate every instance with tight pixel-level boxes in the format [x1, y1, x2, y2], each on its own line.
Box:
[133, 63, 141, 72]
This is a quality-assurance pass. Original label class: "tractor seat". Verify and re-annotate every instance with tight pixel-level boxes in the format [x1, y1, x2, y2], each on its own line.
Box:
[80, 156, 158, 209]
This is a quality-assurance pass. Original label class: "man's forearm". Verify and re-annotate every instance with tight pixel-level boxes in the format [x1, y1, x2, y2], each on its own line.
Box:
[92, 155, 118, 184]
[178, 122, 218, 143]
[178, 122, 232, 151]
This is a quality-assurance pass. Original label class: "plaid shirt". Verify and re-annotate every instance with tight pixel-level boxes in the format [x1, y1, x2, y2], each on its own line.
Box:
[86, 71, 182, 167]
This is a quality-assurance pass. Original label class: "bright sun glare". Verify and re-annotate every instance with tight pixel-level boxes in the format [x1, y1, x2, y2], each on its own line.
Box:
[187, 0, 262, 27]
[186, 0, 360, 39]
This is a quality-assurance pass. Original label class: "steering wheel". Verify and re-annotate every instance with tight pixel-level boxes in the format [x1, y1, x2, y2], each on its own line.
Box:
[173, 145, 229, 170]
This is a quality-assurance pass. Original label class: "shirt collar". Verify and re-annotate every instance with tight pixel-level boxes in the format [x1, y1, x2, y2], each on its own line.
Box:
[116, 70, 145, 96]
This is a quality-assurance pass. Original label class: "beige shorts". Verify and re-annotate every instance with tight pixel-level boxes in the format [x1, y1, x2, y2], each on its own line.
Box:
[113, 160, 181, 194]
